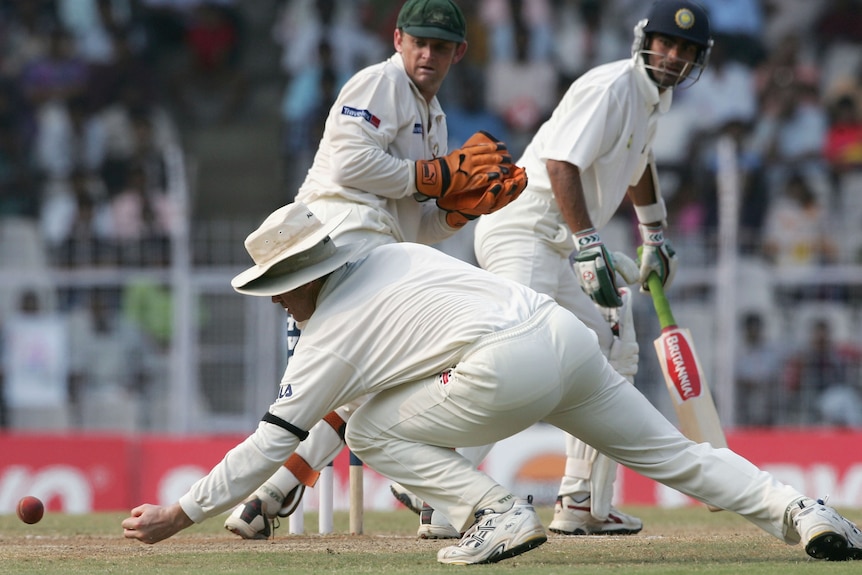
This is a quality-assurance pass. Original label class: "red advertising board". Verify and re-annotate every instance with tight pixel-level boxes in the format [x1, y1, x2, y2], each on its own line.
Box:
[1, 428, 861, 514]
[0, 434, 132, 512]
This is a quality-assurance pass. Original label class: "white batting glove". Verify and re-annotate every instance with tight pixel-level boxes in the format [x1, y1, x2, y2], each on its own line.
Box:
[637, 224, 677, 292]
[606, 288, 638, 384]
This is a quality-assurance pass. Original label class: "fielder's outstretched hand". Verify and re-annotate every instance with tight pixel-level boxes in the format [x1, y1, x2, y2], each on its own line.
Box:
[122, 503, 194, 544]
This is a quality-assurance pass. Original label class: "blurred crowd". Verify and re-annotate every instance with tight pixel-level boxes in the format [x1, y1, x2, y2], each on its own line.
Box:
[0, 0, 861, 430]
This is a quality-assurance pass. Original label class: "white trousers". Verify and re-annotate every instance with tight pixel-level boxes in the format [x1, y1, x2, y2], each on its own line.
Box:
[346, 305, 802, 542]
[473, 193, 620, 516]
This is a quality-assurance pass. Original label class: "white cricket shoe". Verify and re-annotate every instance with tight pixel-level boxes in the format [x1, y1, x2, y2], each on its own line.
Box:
[548, 495, 643, 535]
[390, 482, 423, 515]
[224, 496, 272, 539]
[417, 502, 461, 539]
[437, 497, 547, 565]
[793, 499, 862, 561]
[224, 485, 305, 539]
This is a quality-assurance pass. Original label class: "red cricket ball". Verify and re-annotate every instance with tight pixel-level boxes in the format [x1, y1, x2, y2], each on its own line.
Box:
[16, 496, 44, 524]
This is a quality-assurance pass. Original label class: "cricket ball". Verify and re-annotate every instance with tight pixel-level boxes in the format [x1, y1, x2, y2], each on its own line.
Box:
[17, 496, 44, 524]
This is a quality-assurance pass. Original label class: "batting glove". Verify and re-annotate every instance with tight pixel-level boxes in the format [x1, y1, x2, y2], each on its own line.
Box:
[573, 228, 624, 308]
[606, 288, 638, 384]
[637, 224, 677, 292]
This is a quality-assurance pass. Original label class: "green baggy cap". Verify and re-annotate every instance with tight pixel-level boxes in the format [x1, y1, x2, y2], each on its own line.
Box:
[396, 0, 466, 43]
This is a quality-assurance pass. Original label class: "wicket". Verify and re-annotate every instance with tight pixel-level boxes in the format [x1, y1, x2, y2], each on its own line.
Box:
[288, 450, 363, 535]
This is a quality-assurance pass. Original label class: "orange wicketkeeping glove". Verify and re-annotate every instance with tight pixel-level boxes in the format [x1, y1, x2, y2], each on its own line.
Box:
[414, 131, 512, 200]
[442, 164, 528, 228]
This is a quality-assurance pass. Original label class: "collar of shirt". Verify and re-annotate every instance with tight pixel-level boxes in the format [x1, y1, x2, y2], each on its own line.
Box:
[389, 52, 447, 136]
[632, 59, 673, 115]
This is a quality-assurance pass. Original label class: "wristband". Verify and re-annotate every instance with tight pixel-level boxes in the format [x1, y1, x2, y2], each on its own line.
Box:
[574, 227, 602, 251]
[633, 199, 667, 224]
[639, 223, 664, 246]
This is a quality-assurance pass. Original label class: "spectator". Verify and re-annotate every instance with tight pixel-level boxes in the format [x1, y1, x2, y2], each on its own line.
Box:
[812, 0, 862, 54]
[0, 75, 37, 197]
[279, 37, 341, 194]
[783, 317, 862, 427]
[39, 167, 112, 267]
[754, 30, 818, 107]
[0, 115, 41, 218]
[1, 289, 71, 429]
[104, 162, 176, 265]
[55, 0, 136, 66]
[679, 41, 758, 140]
[170, 1, 247, 124]
[443, 65, 510, 152]
[87, 26, 159, 114]
[749, 78, 829, 197]
[18, 25, 89, 110]
[734, 311, 787, 426]
[99, 84, 179, 195]
[484, 17, 557, 157]
[823, 94, 862, 174]
[273, 0, 385, 83]
[32, 92, 106, 181]
[551, 0, 628, 82]
[0, 0, 56, 80]
[66, 286, 148, 429]
[697, 0, 767, 66]
[479, 0, 554, 63]
[761, 172, 838, 269]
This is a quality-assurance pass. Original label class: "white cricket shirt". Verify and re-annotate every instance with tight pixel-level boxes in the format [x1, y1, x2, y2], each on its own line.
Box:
[180, 243, 560, 521]
[295, 53, 454, 247]
[482, 57, 672, 253]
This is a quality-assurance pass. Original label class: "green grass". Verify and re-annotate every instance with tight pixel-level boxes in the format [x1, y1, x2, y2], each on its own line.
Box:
[0, 506, 859, 574]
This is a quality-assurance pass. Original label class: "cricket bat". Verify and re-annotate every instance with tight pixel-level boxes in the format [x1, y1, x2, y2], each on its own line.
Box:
[648, 273, 726, 511]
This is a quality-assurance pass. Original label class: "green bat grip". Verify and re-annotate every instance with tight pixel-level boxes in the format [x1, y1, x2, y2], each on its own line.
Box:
[647, 273, 677, 330]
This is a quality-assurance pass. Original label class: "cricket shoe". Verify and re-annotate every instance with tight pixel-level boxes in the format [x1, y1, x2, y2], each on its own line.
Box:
[437, 496, 547, 565]
[224, 485, 305, 539]
[548, 495, 643, 535]
[417, 502, 461, 539]
[390, 482, 423, 515]
[793, 498, 862, 561]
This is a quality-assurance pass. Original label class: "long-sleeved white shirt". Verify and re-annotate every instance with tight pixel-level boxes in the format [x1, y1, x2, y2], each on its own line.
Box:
[295, 53, 454, 247]
[180, 243, 558, 521]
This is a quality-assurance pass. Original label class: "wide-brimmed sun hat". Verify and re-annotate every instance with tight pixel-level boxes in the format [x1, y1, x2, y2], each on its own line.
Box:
[231, 203, 361, 296]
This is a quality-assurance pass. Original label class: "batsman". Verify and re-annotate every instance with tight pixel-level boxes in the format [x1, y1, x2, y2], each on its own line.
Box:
[466, 0, 714, 537]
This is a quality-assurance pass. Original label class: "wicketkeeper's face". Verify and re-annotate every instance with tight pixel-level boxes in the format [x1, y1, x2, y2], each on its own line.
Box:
[395, 29, 467, 102]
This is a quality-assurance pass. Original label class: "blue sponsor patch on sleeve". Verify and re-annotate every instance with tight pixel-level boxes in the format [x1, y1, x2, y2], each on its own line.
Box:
[341, 105, 381, 128]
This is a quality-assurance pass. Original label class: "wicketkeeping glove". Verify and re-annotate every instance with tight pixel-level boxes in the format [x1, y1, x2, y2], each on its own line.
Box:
[637, 223, 677, 292]
[439, 164, 528, 227]
[414, 130, 512, 201]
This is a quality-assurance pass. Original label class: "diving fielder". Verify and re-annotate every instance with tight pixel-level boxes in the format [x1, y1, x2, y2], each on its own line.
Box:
[123, 203, 862, 565]
[224, 0, 526, 539]
[469, 0, 712, 536]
